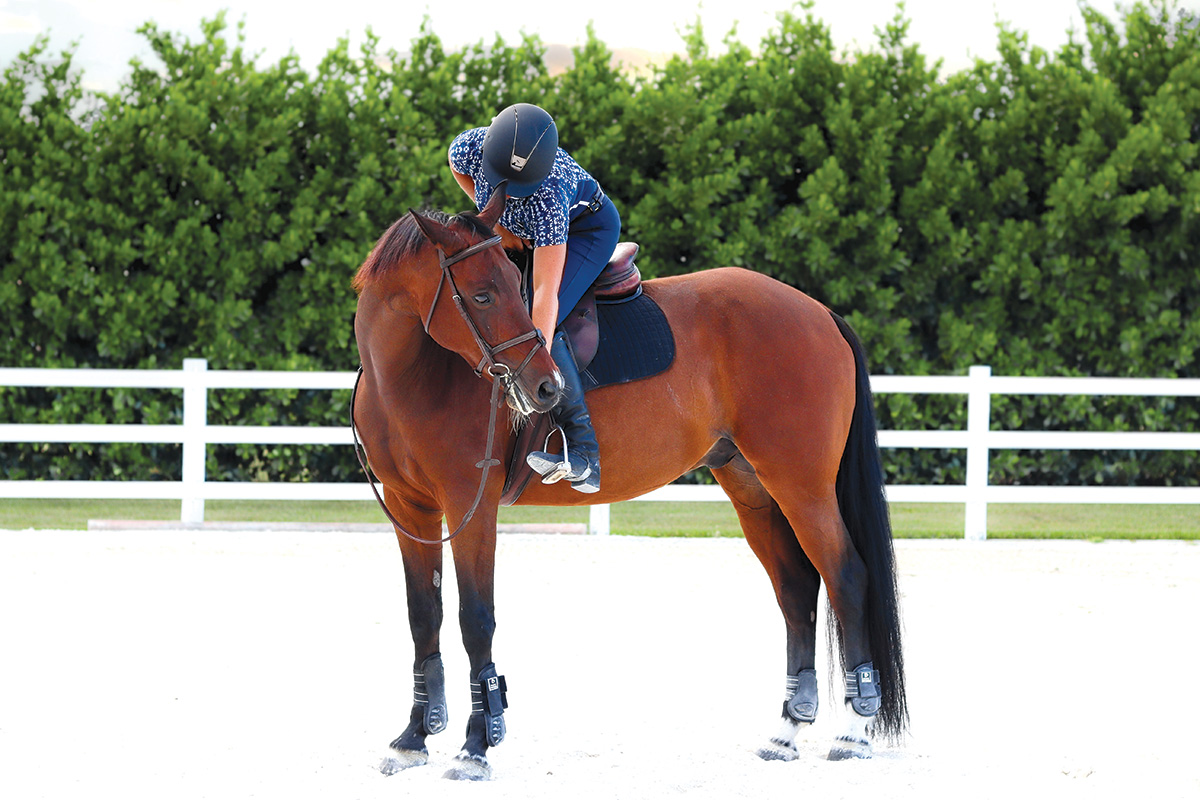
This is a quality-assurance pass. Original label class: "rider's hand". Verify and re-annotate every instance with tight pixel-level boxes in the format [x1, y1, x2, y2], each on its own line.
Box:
[497, 225, 531, 252]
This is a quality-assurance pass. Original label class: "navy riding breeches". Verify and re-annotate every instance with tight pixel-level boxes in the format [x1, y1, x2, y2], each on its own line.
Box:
[555, 197, 621, 326]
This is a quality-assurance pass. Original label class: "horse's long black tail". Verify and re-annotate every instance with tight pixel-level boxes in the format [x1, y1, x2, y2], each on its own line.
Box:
[830, 312, 908, 742]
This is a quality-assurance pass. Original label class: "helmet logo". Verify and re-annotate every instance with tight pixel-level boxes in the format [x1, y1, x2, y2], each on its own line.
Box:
[484, 104, 557, 194]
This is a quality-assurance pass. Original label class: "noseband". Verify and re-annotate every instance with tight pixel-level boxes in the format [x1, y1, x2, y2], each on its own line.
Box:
[352, 232, 546, 546]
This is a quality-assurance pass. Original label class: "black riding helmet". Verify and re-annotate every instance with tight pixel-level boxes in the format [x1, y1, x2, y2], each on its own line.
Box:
[481, 103, 558, 197]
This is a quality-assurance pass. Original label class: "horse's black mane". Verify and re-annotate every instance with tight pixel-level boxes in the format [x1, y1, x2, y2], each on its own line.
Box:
[353, 208, 493, 291]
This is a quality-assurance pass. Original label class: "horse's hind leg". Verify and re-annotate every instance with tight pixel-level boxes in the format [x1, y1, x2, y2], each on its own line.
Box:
[754, 479, 879, 760]
[379, 492, 448, 776]
[711, 454, 822, 762]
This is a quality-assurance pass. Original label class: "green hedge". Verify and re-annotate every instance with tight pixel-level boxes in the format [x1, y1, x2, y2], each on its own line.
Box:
[2, 2, 1197, 487]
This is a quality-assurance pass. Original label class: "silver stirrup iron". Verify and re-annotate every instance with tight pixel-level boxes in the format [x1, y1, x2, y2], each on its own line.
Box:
[530, 426, 591, 485]
[537, 427, 572, 484]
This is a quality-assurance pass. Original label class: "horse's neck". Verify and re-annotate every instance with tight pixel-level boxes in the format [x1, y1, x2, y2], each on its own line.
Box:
[358, 288, 475, 415]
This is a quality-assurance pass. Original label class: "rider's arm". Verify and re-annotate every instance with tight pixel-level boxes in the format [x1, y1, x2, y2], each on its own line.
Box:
[531, 243, 567, 344]
[451, 168, 475, 200]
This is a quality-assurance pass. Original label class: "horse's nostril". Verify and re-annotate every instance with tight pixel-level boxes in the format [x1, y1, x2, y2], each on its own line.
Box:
[537, 378, 558, 403]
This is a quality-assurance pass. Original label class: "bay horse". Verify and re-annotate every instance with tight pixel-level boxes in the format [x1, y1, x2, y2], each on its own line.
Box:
[351, 189, 907, 780]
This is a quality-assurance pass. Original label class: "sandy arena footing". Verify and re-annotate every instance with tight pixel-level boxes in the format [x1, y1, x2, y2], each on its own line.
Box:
[1, 528, 1196, 799]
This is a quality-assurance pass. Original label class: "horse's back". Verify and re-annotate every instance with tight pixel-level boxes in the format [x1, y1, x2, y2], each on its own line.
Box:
[645, 267, 855, 388]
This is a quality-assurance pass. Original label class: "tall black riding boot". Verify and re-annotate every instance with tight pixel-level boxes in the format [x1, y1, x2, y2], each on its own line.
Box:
[526, 331, 600, 493]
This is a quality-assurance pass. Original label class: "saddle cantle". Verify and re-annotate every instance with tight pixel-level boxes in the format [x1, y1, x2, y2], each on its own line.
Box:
[501, 242, 672, 506]
[594, 242, 641, 299]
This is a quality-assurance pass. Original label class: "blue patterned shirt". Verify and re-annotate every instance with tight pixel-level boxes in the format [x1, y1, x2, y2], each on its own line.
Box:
[448, 127, 601, 247]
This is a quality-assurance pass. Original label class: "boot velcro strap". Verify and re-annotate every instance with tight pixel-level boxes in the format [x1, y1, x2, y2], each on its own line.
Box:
[471, 666, 509, 717]
[844, 663, 881, 718]
[844, 664, 880, 699]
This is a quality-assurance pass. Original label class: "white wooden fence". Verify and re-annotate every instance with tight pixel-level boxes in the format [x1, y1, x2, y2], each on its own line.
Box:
[2, 360, 1198, 539]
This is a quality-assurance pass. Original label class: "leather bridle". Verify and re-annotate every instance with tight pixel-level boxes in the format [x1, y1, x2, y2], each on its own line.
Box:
[422, 234, 545, 384]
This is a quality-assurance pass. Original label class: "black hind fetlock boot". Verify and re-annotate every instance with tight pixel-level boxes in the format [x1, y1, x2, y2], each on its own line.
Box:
[526, 331, 600, 493]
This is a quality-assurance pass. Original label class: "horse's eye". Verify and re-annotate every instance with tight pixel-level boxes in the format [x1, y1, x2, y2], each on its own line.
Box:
[473, 293, 493, 307]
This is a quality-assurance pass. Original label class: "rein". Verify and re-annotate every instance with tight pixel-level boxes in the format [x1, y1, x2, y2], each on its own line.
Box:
[351, 233, 545, 546]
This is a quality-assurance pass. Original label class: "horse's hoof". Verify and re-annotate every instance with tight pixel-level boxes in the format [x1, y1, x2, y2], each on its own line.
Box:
[756, 739, 799, 762]
[443, 752, 492, 781]
[379, 748, 428, 775]
[827, 736, 872, 761]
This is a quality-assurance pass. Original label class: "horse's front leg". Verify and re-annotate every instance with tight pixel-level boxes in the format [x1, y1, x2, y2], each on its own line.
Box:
[442, 508, 506, 782]
[379, 492, 448, 776]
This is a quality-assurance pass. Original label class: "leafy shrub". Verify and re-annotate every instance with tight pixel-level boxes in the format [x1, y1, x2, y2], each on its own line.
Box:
[2, 3, 1196, 487]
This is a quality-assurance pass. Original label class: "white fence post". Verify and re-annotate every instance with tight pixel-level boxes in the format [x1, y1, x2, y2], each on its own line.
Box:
[589, 503, 610, 536]
[180, 359, 208, 524]
[964, 365, 992, 540]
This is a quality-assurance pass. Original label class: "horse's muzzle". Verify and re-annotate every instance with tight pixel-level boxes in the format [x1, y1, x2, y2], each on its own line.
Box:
[506, 369, 562, 416]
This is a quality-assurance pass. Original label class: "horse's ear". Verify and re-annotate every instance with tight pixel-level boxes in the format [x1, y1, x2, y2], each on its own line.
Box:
[409, 208, 450, 249]
[476, 182, 508, 230]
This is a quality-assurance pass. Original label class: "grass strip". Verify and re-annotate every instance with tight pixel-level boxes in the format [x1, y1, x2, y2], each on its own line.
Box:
[1, 498, 1196, 539]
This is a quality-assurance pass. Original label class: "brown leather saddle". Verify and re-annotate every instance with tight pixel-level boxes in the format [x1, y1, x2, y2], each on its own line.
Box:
[500, 243, 644, 506]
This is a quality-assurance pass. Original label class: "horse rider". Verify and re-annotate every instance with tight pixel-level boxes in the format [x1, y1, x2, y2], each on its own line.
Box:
[448, 103, 619, 494]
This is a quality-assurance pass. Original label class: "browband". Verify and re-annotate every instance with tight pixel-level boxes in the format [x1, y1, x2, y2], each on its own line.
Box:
[440, 235, 503, 269]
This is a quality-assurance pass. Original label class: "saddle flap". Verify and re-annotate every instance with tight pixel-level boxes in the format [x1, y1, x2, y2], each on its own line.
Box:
[500, 412, 553, 506]
[561, 289, 599, 372]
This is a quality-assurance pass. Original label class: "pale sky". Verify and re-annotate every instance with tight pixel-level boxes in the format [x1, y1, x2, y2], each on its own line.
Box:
[2, 0, 1195, 92]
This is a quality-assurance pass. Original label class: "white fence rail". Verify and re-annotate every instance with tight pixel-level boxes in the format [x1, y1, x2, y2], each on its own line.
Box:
[2, 361, 1198, 539]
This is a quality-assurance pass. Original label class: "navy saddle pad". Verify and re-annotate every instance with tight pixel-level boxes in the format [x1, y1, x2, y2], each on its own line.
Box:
[580, 290, 674, 392]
